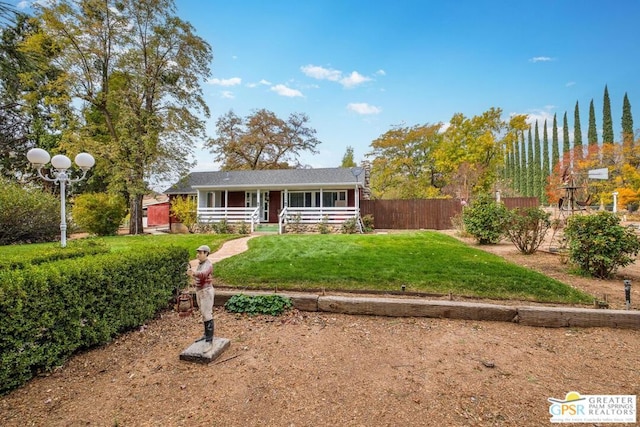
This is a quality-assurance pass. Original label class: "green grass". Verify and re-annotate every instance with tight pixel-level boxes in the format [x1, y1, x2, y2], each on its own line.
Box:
[215, 232, 593, 305]
[0, 231, 594, 305]
[0, 233, 237, 258]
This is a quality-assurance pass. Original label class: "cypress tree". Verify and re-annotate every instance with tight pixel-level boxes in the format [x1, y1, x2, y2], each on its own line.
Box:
[602, 85, 614, 143]
[552, 114, 560, 171]
[574, 101, 583, 161]
[513, 136, 521, 194]
[588, 99, 598, 146]
[622, 92, 634, 146]
[527, 126, 534, 197]
[534, 121, 542, 201]
[562, 112, 570, 166]
[542, 120, 550, 204]
[520, 131, 527, 195]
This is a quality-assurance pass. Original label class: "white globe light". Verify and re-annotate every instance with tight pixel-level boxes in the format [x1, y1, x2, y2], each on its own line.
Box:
[51, 154, 72, 170]
[75, 152, 95, 169]
[26, 148, 51, 166]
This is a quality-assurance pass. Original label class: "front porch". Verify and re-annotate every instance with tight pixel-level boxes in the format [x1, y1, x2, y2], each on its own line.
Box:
[196, 205, 363, 234]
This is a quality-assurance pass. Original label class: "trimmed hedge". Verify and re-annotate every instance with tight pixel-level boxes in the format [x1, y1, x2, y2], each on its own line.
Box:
[0, 239, 111, 271]
[0, 245, 189, 395]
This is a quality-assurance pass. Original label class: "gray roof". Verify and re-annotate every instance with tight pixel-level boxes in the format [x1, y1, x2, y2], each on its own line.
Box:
[163, 167, 365, 194]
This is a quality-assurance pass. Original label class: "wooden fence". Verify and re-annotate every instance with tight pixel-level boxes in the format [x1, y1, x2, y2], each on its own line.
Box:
[359, 197, 539, 230]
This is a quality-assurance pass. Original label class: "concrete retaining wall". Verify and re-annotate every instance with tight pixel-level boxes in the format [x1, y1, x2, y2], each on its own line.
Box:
[211, 290, 640, 330]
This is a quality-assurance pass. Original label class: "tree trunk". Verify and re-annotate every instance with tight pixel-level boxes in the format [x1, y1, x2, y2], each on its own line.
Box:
[129, 193, 144, 235]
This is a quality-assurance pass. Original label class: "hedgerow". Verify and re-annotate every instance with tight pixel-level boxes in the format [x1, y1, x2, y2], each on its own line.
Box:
[0, 245, 189, 395]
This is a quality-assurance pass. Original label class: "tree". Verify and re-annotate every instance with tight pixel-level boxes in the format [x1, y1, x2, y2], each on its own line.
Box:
[527, 126, 534, 197]
[340, 146, 356, 168]
[574, 101, 583, 161]
[562, 112, 570, 167]
[542, 119, 550, 203]
[436, 108, 513, 198]
[551, 114, 559, 172]
[602, 85, 614, 144]
[29, 0, 213, 234]
[622, 92, 634, 147]
[0, 12, 68, 183]
[368, 123, 444, 199]
[533, 121, 541, 201]
[208, 109, 320, 170]
[588, 99, 598, 146]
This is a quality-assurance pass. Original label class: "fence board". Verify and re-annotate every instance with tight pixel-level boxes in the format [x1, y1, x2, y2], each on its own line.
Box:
[360, 197, 539, 230]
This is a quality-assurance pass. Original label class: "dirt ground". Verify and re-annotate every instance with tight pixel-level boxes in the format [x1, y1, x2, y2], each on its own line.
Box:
[1, 232, 639, 426]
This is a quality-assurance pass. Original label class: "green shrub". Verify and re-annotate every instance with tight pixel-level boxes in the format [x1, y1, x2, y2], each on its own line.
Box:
[318, 216, 330, 234]
[564, 211, 640, 278]
[171, 196, 197, 232]
[0, 179, 61, 245]
[72, 193, 127, 236]
[361, 214, 375, 232]
[462, 194, 510, 244]
[504, 207, 551, 254]
[224, 294, 292, 316]
[341, 217, 358, 234]
[0, 245, 189, 394]
[212, 218, 231, 234]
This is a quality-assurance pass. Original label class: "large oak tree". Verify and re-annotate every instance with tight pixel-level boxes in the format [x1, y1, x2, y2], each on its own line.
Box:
[208, 109, 320, 170]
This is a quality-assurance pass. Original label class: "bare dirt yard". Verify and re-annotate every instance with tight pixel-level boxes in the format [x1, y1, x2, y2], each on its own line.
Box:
[1, 232, 639, 427]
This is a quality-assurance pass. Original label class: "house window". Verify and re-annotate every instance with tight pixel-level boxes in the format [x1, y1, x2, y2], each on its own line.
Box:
[322, 191, 347, 207]
[288, 192, 312, 207]
[287, 191, 346, 207]
[206, 192, 215, 207]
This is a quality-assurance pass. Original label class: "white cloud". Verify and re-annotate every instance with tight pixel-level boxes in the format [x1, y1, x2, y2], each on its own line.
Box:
[301, 64, 372, 88]
[271, 84, 303, 97]
[529, 56, 554, 63]
[566, 81, 576, 87]
[340, 71, 372, 88]
[221, 91, 234, 99]
[301, 65, 342, 81]
[376, 69, 386, 76]
[347, 103, 381, 115]
[207, 77, 241, 86]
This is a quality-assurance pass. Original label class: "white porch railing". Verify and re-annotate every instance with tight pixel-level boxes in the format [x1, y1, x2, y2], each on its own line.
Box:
[198, 207, 260, 232]
[278, 206, 362, 234]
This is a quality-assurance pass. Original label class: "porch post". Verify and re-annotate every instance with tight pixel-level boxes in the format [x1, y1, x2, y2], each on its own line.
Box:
[257, 189, 261, 223]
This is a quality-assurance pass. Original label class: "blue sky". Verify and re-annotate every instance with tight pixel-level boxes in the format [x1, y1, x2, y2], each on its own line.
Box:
[174, 0, 639, 172]
[17, 0, 640, 174]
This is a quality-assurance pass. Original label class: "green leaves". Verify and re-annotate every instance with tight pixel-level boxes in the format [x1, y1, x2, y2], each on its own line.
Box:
[564, 211, 640, 278]
[224, 294, 293, 316]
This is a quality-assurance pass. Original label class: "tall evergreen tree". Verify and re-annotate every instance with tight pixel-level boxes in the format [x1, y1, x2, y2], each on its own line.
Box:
[519, 131, 527, 195]
[622, 92, 634, 146]
[512, 136, 521, 194]
[541, 120, 550, 204]
[527, 126, 534, 197]
[588, 99, 598, 146]
[602, 85, 614, 143]
[562, 112, 570, 167]
[534, 121, 542, 201]
[574, 101, 583, 161]
[552, 114, 559, 171]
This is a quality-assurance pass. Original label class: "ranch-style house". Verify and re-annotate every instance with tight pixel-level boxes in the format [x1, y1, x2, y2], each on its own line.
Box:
[164, 167, 369, 233]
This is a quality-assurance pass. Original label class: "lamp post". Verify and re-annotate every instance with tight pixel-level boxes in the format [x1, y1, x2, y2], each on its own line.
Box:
[26, 148, 95, 248]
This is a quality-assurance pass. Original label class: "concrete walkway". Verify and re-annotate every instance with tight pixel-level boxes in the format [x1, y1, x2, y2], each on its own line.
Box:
[208, 235, 256, 263]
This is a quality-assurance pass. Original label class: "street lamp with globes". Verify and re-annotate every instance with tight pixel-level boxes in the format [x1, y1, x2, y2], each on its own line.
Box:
[26, 148, 95, 247]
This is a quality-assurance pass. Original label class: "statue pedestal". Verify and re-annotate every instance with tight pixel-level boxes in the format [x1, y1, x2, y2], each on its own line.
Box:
[180, 337, 230, 364]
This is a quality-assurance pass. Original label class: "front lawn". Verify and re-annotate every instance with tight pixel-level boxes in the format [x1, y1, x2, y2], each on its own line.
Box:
[215, 232, 593, 304]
